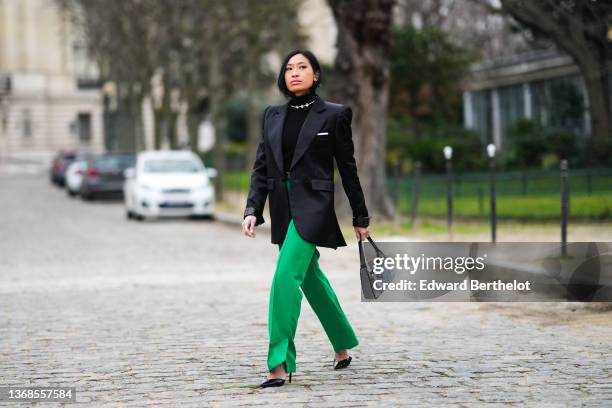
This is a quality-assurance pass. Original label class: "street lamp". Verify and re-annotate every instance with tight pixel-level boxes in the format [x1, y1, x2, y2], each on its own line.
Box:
[487, 143, 497, 243]
[443, 145, 453, 236]
[443, 146, 453, 161]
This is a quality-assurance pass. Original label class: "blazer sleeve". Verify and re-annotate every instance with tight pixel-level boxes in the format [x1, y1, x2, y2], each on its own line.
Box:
[333, 106, 370, 228]
[243, 106, 271, 226]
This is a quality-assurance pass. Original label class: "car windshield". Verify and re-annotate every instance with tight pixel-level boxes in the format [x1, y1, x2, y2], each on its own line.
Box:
[94, 155, 134, 172]
[143, 159, 201, 173]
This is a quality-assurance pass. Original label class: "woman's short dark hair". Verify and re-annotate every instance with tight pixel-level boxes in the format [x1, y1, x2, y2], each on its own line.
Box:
[277, 49, 322, 98]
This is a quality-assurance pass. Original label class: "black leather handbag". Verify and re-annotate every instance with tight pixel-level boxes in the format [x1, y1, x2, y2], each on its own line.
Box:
[359, 235, 389, 299]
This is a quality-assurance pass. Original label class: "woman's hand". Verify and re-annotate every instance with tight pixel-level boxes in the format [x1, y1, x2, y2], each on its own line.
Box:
[242, 215, 257, 238]
[354, 226, 370, 241]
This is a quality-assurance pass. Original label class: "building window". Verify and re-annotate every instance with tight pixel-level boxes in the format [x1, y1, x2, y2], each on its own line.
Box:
[498, 83, 525, 135]
[531, 75, 585, 136]
[22, 108, 32, 137]
[78, 113, 92, 142]
[73, 40, 101, 89]
[471, 89, 492, 144]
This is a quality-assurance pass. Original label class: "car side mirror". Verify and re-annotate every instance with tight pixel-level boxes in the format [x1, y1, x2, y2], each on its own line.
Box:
[206, 167, 218, 178]
[124, 167, 135, 179]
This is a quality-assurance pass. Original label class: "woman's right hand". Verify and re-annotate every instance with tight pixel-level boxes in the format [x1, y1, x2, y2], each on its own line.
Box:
[242, 215, 257, 238]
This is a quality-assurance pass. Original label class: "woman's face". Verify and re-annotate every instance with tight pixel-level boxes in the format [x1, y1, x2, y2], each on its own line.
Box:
[284, 53, 319, 97]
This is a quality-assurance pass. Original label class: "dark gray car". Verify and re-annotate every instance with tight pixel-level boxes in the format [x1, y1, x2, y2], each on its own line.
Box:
[80, 153, 135, 200]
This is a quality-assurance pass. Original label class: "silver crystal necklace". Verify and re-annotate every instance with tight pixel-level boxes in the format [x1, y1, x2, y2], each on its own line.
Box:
[289, 94, 317, 109]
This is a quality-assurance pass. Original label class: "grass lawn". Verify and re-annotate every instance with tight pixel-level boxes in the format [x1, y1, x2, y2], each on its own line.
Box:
[400, 194, 612, 220]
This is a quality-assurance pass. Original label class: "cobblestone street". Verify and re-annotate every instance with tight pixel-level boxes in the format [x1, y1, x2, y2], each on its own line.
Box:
[1, 171, 611, 407]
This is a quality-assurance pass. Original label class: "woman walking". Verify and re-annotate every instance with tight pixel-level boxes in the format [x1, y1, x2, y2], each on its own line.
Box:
[242, 49, 370, 388]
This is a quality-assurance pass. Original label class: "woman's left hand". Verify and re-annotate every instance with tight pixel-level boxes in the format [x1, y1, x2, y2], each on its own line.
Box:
[354, 226, 370, 241]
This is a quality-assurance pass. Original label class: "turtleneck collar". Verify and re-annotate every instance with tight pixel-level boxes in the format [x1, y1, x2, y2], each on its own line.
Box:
[288, 91, 318, 108]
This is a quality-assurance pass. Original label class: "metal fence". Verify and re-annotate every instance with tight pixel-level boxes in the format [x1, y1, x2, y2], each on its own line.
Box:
[387, 167, 612, 198]
[385, 166, 612, 221]
[226, 166, 612, 220]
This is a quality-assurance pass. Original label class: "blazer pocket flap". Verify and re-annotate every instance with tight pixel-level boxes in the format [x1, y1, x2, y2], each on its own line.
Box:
[311, 179, 334, 191]
[267, 178, 275, 191]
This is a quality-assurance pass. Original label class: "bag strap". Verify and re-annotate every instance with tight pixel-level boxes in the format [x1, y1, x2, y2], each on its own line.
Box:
[359, 238, 367, 266]
[366, 235, 385, 258]
[359, 235, 385, 266]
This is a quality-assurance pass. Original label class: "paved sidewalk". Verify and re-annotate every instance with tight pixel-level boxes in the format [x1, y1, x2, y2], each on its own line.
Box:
[1, 173, 611, 407]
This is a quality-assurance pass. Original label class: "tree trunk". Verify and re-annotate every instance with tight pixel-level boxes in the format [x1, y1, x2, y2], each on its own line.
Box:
[187, 110, 200, 153]
[162, 86, 178, 150]
[116, 83, 136, 153]
[129, 86, 144, 152]
[327, 0, 396, 224]
[154, 108, 163, 149]
[245, 65, 259, 172]
[581, 59, 611, 164]
[209, 29, 226, 201]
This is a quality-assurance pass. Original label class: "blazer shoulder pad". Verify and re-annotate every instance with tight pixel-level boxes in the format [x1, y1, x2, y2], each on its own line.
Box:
[324, 101, 345, 114]
[268, 103, 285, 113]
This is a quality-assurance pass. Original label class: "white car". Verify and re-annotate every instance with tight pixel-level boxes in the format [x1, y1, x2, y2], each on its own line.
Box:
[123, 150, 216, 220]
[65, 157, 89, 196]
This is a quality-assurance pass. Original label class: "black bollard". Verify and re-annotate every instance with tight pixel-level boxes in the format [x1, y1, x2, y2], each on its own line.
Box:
[560, 159, 569, 256]
[490, 156, 497, 243]
[411, 161, 421, 230]
[393, 160, 401, 225]
[446, 159, 453, 235]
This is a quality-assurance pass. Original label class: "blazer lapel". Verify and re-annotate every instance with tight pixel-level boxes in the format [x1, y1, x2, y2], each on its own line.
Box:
[268, 95, 328, 173]
[268, 104, 286, 174]
[290, 96, 327, 171]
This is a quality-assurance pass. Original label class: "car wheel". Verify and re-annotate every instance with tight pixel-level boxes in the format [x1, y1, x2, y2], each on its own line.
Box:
[126, 210, 133, 219]
[135, 214, 145, 221]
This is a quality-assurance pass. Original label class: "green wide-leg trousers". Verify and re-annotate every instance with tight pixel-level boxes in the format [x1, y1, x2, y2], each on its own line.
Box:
[267, 179, 359, 373]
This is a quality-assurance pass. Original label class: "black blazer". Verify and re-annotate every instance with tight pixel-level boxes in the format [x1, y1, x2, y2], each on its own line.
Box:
[243, 95, 369, 249]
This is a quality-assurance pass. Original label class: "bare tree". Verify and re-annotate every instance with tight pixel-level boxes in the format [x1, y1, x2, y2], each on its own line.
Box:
[57, 0, 304, 200]
[57, 0, 163, 152]
[395, 0, 535, 61]
[235, 0, 307, 171]
[327, 0, 396, 222]
[195, 0, 304, 200]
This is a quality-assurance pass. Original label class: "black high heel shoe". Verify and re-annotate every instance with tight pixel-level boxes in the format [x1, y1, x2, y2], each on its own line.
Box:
[259, 362, 292, 388]
[333, 355, 352, 370]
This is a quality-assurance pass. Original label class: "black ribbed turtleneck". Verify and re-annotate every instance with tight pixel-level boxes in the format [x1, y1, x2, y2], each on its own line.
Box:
[282, 91, 318, 173]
